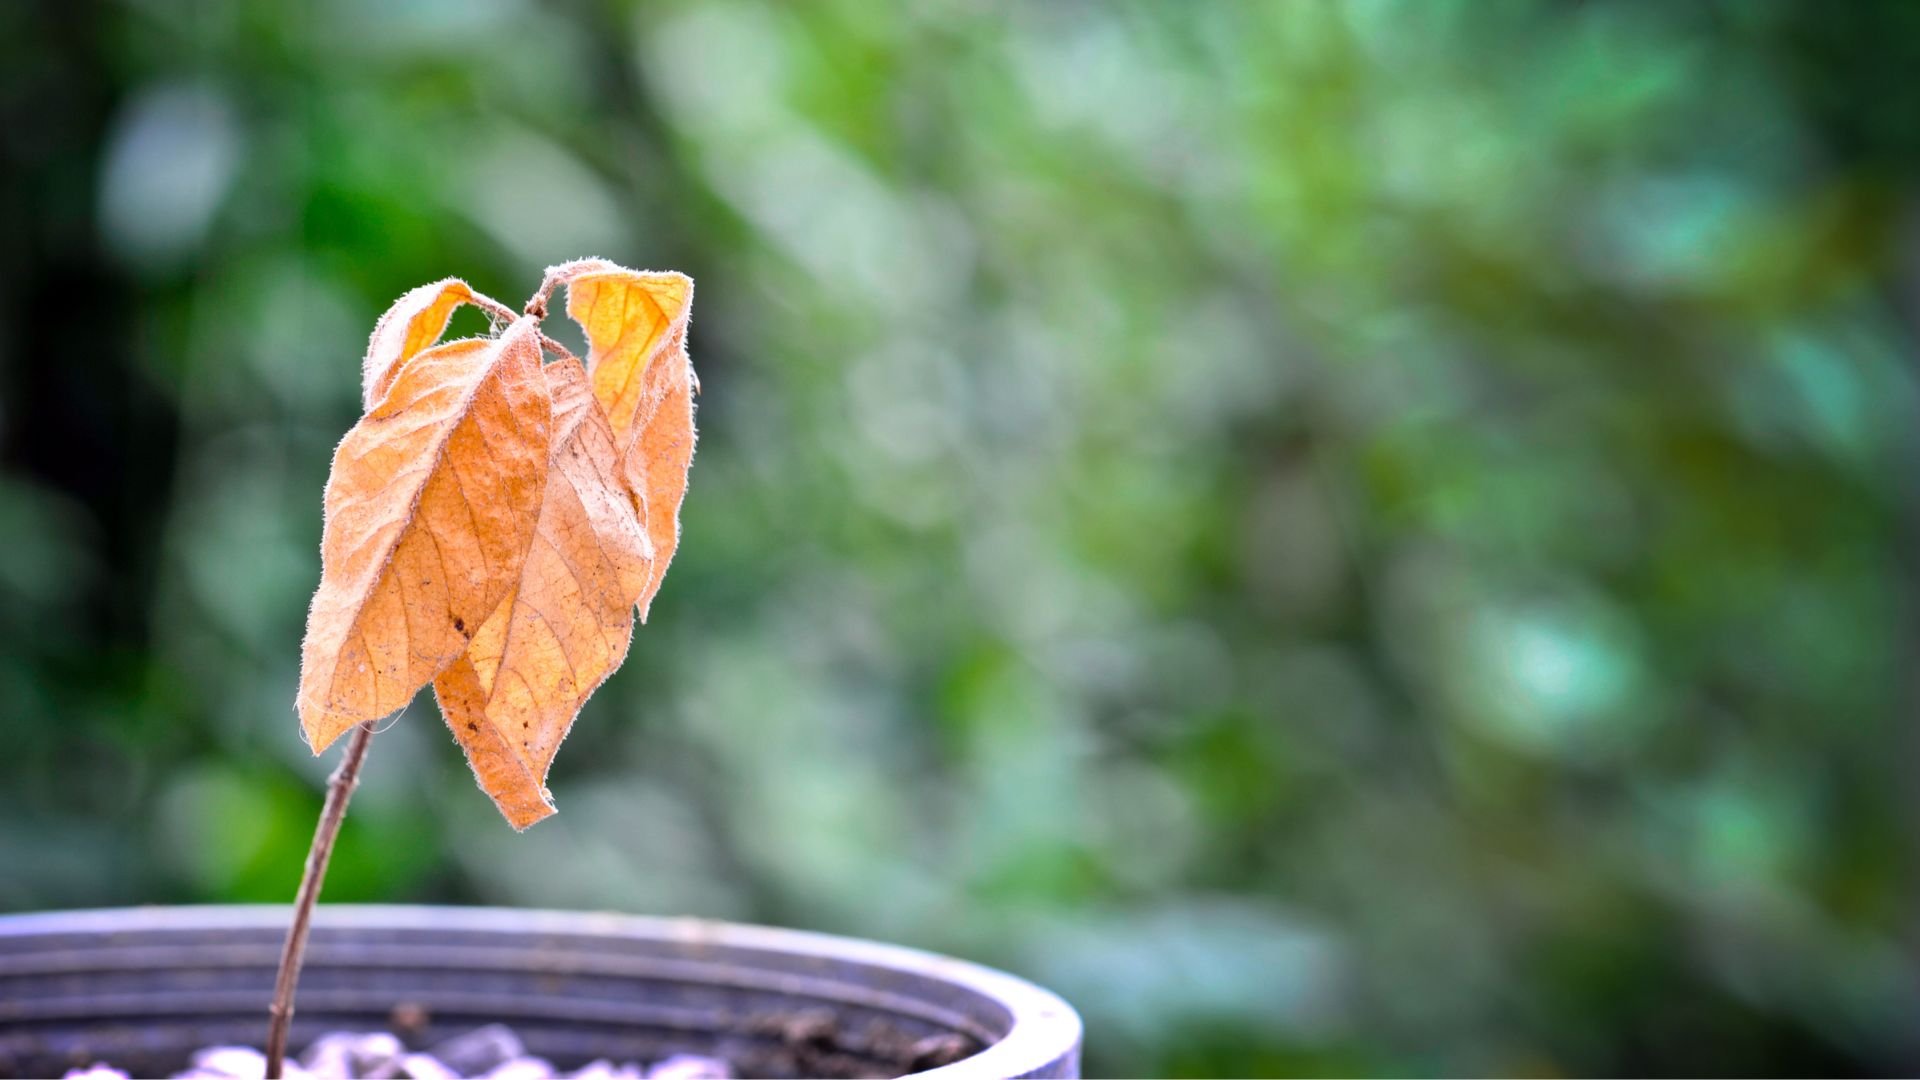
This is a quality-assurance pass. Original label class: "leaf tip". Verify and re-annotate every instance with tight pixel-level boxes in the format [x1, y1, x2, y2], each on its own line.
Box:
[297, 704, 346, 756]
[506, 802, 558, 832]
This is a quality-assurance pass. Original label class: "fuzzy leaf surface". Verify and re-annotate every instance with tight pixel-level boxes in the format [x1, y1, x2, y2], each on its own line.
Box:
[433, 356, 652, 828]
[298, 317, 552, 751]
[361, 278, 480, 411]
[562, 267, 697, 616]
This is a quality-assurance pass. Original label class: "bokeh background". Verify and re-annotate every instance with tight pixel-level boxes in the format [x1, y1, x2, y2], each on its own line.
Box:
[4, 0, 1919, 1075]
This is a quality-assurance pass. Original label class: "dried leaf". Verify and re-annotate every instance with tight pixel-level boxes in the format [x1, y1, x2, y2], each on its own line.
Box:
[562, 268, 692, 444]
[299, 262, 699, 829]
[361, 278, 479, 411]
[562, 267, 697, 616]
[433, 357, 652, 828]
[298, 317, 552, 752]
[622, 324, 695, 617]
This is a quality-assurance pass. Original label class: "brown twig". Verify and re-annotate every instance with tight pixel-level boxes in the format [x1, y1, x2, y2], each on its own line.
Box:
[525, 264, 571, 319]
[527, 258, 615, 321]
[467, 289, 520, 326]
[468, 287, 579, 365]
[265, 722, 376, 1079]
[537, 333, 581, 366]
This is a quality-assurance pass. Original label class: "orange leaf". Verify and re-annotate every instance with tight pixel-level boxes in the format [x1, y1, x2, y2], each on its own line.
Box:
[561, 266, 697, 616]
[624, 324, 695, 618]
[300, 262, 699, 828]
[361, 278, 479, 411]
[562, 268, 693, 444]
[298, 316, 552, 752]
[432, 356, 652, 828]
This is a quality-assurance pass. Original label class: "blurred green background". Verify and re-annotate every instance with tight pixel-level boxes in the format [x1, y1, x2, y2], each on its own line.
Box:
[3, 0, 1918, 1075]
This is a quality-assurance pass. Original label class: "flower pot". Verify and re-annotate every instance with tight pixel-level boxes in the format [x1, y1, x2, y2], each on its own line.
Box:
[0, 906, 1080, 1079]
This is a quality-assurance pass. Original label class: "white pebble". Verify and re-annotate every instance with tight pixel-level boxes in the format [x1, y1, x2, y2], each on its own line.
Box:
[182, 1046, 267, 1079]
[565, 1061, 643, 1080]
[482, 1056, 557, 1080]
[303, 1031, 405, 1079]
[646, 1055, 731, 1080]
[396, 1053, 458, 1080]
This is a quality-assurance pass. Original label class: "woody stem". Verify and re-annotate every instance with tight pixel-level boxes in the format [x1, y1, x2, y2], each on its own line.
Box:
[264, 722, 376, 1079]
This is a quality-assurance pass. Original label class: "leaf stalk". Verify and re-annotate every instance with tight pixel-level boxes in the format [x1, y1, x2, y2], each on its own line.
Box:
[467, 287, 579, 365]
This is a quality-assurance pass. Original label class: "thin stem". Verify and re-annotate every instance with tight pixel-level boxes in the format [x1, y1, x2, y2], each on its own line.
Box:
[467, 287, 579, 365]
[525, 278, 555, 320]
[265, 722, 376, 1079]
[467, 289, 520, 325]
[526, 258, 612, 321]
[537, 333, 581, 367]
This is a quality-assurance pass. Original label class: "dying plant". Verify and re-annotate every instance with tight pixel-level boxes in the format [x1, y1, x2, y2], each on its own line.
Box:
[268, 260, 697, 1078]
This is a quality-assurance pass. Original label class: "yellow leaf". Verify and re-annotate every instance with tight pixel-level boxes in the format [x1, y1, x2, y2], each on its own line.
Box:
[361, 278, 479, 411]
[563, 268, 693, 444]
[561, 266, 697, 616]
[624, 324, 695, 618]
[298, 316, 552, 752]
[432, 356, 652, 829]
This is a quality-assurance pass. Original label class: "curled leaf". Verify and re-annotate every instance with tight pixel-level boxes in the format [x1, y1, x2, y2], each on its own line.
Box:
[362, 278, 480, 411]
[623, 324, 695, 617]
[562, 267, 693, 444]
[299, 261, 699, 830]
[562, 267, 697, 616]
[433, 356, 652, 828]
[298, 316, 552, 752]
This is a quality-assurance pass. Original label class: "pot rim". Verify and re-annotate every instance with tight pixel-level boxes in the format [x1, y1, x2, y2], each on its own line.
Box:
[0, 904, 1081, 1080]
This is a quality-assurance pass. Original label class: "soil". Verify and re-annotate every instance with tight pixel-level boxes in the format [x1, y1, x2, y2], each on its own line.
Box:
[742, 1009, 977, 1078]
